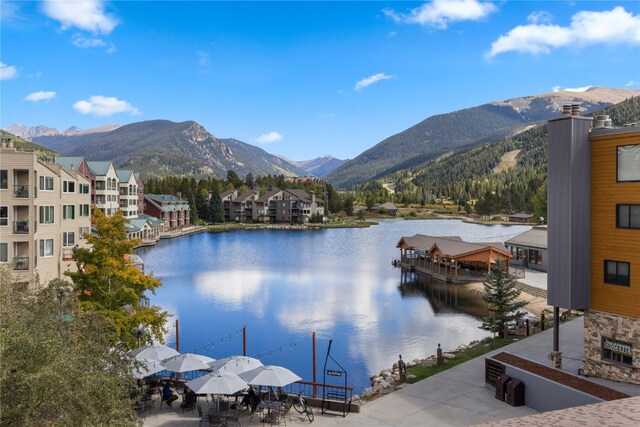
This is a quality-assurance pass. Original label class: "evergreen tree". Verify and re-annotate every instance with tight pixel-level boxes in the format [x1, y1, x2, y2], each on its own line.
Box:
[188, 192, 200, 223]
[479, 260, 527, 338]
[207, 187, 225, 223]
[532, 182, 547, 224]
[343, 195, 354, 216]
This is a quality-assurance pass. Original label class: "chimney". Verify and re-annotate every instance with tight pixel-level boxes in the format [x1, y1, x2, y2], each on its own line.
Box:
[562, 104, 572, 116]
[594, 115, 606, 129]
[571, 103, 581, 116]
[604, 115, 613, 129]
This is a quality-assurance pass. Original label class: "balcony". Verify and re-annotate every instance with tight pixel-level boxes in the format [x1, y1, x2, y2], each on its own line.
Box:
[62, 248, 75, 261]
[13, 255, 29, 271]
[13, 185, 29, 198]
[13, 221, 29, 234]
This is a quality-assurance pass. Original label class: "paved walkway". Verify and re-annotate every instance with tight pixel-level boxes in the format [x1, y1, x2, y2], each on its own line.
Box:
[143, 317, 639, 426]
[518, 269, 547, 291]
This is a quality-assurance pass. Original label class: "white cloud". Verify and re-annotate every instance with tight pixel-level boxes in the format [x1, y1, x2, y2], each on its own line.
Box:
[73, 95, 140, 116]
[42, 0, 118, 34]
[254, 131, 283, 144]
[354, 73, 394, 91]
[24, 90, 57, 102]
[527, 11, 553, 25]
[384, 0, 497, 29]
[552, 85, 592, 93]
[28, 71, 43, 79]
[71, 34, 115, 53]
[488, 6, 640, 58]
[1, 1, 20, 23]
[0, 62, 18, 80]
[626, 80, 638, 87]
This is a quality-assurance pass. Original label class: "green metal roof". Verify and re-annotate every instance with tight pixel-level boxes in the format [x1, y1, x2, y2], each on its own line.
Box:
[86, 161, 115, 176]
[116, 169, 135, 182]
[55, 156, 85, 171]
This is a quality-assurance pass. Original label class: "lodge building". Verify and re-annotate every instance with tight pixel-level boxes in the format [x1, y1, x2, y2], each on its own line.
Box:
[548, 106, 639, 384]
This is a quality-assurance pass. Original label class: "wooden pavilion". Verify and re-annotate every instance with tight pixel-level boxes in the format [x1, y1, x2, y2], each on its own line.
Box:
[397, 234, 512, 283]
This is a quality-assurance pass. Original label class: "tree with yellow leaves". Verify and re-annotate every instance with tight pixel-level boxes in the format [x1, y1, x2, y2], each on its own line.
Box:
[66, 209, 167, 349]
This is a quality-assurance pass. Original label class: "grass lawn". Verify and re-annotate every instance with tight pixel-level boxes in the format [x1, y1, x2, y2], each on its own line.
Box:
[406, 336, 520, 384]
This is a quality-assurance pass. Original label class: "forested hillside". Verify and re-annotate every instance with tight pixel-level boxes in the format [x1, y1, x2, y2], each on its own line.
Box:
[377, 96, 640, 215]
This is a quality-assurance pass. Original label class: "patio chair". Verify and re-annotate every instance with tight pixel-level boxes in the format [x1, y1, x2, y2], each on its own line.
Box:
[197, 406, 207, 427]
[209, 414, 226, 427]
[225, 408, 241, 427]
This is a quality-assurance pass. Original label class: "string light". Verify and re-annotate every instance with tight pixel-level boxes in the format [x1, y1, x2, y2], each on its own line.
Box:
[251, 340, 298, 360]
[186, 327, 243, 354]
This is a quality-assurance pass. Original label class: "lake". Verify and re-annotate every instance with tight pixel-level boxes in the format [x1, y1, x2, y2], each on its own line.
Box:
[137, 219, 530, 393]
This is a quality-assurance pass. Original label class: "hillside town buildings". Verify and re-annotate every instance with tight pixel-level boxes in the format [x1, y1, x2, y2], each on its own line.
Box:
[548, 107, 639, 384]
[0, 139, 190, 286]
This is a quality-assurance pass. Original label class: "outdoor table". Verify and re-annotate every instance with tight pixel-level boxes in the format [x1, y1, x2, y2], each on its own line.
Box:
[257, 400, 282, 423]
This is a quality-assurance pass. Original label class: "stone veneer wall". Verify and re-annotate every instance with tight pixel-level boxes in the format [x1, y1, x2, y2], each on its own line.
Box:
[584, 310, 640, 384]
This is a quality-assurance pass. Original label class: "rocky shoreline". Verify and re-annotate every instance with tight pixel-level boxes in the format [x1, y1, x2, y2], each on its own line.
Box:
[362, 341, 480, 400]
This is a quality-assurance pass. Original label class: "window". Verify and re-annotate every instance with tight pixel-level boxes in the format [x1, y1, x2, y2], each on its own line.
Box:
[0, 170, 7, 189]
[39, 176, 54, 191]
[528, 249, 543, 265]
[602, 337, 633, 365]
[80, 183, 90, 194]
[62, 232, 75, 247]
[63, 205, 75, 220]
[96, 181, 105, 190]
[617, 204, 640, 229]
[0, 206, 7, 226]
[39, 206, 54, 224]
[79, 204, 90, 217]
[0, 242, 7, 262]
[79, 226, 91, 238]
[63, 180, 76, 193]
[618, 144, 640, 182]
[39, 239, 54, 257]
[604, 260, 630, 286]
[96, 195, 105, 204]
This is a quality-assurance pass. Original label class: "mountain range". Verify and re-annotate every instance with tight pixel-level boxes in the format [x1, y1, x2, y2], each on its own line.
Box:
[4, 121, 346, 179]
[325, 86, 640, 188]
[5, 86, 638, 185]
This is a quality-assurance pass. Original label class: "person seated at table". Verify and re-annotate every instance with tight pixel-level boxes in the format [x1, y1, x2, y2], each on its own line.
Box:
[241, 386, 260, 413]
[180, 386, 196, 409]
[162, 381, 179, 407]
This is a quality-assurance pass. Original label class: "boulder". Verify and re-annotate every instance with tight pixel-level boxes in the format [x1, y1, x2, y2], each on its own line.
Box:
[413, 358, 421, 364]
[407, 374, 417, 380]
[422, 360, 436, 367]
[392, 362, 399, 369]
[443, 353, 456, 360]
[363, 387, 377, 399]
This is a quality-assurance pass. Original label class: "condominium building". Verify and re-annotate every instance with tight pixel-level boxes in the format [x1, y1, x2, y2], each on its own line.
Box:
[548, 107, 639, 384]
[1, 141, 91, 287]
[143, 194, 190, 229]
[222, 188, 325, 223]
[116, 169, 139, 218]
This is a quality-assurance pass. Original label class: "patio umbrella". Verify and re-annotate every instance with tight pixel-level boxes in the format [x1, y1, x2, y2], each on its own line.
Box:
[191, 354, 216, 365]
[132, 344, 180, 361]
[132, 359, 166, 379]
[239, 365, 301, 388]
[186, 372, 248, 395]
[209, 355, 263, 375]
[163, 353, 211, 373]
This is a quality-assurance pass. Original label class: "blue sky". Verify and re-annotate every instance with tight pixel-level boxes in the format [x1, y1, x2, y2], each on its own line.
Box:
[1, 1, 639, 160]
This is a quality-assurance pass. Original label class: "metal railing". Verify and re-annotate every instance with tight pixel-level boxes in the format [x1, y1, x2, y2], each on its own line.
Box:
[13, 256, 29, 270]
[13, 185, 29, 198]
[282, 380, 353, 402]
[13, 221, 29, 234]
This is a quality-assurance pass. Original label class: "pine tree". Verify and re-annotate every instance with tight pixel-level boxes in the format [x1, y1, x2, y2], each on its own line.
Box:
[479, 260, 527, 338]
[207, 187, 225, 223]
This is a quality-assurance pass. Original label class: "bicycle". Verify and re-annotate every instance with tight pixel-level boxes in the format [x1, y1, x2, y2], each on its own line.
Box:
[289, 391, 314, 423]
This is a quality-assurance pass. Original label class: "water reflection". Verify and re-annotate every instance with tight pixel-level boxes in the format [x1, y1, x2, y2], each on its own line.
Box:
[398, 269, 490, 318]
[138, 220, 530, 392]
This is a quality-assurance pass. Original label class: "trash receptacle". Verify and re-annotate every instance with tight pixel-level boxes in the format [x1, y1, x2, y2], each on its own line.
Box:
[506, 378, 525, 406]
[495, 374, 511, 401]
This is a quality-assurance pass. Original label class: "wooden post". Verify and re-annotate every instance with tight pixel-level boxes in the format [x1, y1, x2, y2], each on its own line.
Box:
[312, 332, 317, 398]
[243, 325, 247, 356]
[526, 318, 530, 336]
[175, 318, 180, 381]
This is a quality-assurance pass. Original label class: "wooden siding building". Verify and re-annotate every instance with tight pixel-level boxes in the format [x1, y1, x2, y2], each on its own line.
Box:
[397, 234, 511, 283]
